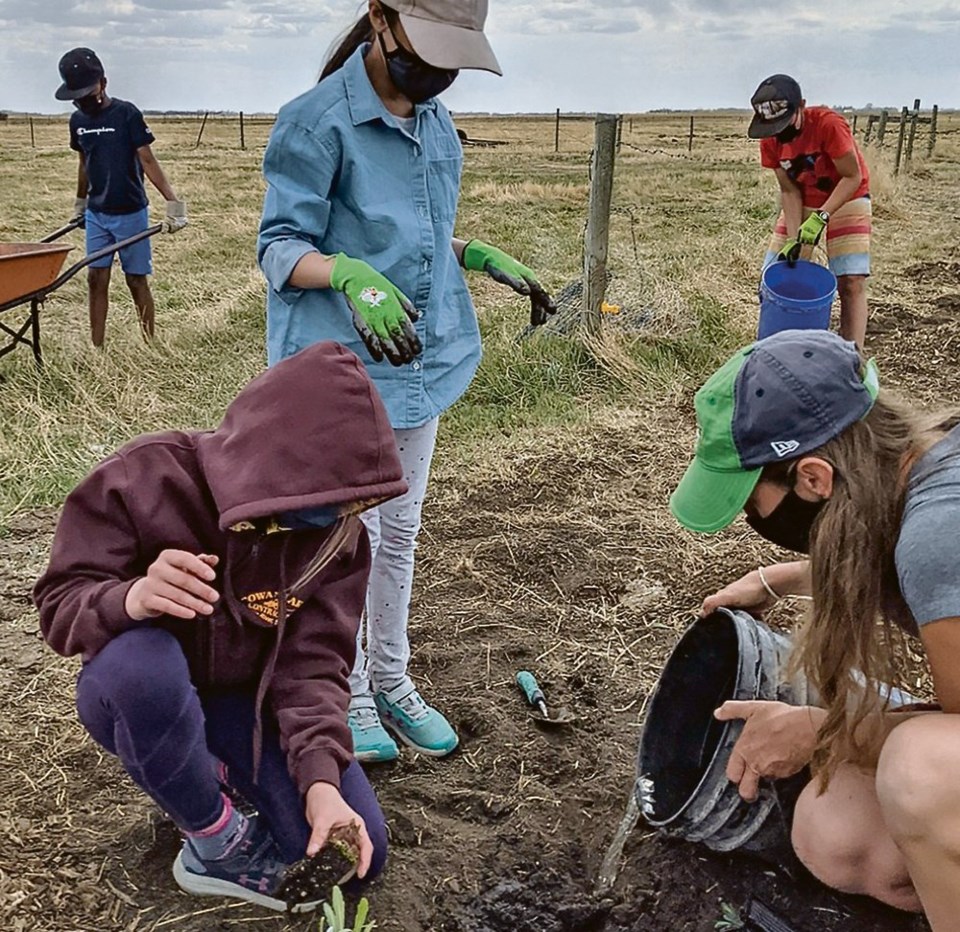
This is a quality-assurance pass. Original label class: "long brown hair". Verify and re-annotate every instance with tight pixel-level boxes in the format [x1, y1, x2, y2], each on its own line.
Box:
[319, 3, 400, 82]
[784, 393, 958, 784]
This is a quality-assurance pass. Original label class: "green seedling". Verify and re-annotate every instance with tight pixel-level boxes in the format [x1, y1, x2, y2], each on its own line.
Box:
[715, 901, 745, 931]
[319, 885, 375, 932]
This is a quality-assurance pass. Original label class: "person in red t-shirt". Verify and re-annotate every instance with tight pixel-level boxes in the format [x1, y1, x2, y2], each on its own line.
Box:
[749, 74, 871, 346]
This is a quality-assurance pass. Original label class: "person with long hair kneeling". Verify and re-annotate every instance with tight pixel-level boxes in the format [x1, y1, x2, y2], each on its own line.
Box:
[671, 329, 960, 928]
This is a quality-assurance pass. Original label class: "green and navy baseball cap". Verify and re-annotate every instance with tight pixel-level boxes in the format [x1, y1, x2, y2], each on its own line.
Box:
[671, 330, 880, 533]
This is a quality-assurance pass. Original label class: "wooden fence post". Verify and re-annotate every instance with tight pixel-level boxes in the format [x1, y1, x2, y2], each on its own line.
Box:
[616, 114, 623, 152]
[195, 111, 210, 148]
[29, 116, 35, 148]
[852, 113, 858, 135]
[688, 114, 694, 153]
[894, 106, 908, 175]
[877, 109, 888, 145]
[927, 105, 939, 157]
[582, 114, 618, 337]
[905, 101, 920, 165]
[864, 114, 877, 143]
[239, 111, 245, 150]
[554, 108, 560, 153]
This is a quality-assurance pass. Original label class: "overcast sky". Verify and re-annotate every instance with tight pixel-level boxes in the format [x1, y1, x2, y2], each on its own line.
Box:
[3, 0, 959, 115]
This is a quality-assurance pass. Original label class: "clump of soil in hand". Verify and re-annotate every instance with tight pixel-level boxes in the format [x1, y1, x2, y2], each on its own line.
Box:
[278, 822, 362, 908]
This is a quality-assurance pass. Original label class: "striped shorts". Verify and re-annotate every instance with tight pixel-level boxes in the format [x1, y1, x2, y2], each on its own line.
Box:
[763, 196, 871, 277]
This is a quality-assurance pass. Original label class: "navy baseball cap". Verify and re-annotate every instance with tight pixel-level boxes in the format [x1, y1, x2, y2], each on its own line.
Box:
[748, 74, 803, 139]
[671, 329, 880, 533]
[55, 48, 104, 101]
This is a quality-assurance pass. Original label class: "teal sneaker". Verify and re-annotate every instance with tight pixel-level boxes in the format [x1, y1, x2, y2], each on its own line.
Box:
[348, 695, 399, 763]
[374, 683, 459, 758]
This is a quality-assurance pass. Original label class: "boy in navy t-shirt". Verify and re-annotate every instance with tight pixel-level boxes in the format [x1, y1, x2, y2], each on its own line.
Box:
[55, 48, 187, 347]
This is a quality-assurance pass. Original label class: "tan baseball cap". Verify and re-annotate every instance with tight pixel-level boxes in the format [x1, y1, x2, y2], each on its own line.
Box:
[389, 0, 502, 75]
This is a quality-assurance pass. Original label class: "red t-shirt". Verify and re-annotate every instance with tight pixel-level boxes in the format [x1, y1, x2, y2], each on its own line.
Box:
[760, 106, 870, 208]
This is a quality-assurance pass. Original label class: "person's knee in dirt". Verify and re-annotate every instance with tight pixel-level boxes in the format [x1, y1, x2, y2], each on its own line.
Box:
[790, 763, 920, 912]
[257, 2, 558, 764]
[748, 74, 871, 348]
[55, 48, 186, 347]
[671, 328, 960, 926]
[33, 342, 409, 913]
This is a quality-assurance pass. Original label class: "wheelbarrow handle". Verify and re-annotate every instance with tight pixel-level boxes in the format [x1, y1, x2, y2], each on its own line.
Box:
[40, 217, 84, 243]
[42, 224, 164, 297]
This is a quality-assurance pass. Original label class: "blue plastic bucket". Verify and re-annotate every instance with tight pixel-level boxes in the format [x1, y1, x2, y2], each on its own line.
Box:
[757, 259, 837, 340]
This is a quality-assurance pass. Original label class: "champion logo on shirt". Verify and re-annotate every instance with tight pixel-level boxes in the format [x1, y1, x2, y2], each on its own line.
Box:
[77, 126, 117, 136]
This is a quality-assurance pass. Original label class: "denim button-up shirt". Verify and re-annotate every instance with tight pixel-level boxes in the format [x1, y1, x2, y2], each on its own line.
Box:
[258, 45, 481, 429]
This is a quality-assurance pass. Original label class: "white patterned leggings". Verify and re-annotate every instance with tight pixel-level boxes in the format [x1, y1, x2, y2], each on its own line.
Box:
[349, 417, 439, 698]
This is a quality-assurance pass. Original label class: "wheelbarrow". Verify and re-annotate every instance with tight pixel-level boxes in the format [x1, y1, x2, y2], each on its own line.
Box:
[0, 219, 162, 368]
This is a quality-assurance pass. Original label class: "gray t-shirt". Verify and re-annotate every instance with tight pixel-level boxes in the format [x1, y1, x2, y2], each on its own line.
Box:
[896, 425, 960, 628]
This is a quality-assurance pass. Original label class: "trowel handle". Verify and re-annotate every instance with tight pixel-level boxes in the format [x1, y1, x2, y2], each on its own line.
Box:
[516, 671, 545, 707]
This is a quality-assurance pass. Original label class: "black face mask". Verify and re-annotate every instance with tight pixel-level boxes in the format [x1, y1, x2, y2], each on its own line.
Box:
[775, 122, 801, 144]
[73, 93, 104, 116]
[746, 488, 826, 554]
[378, 28, 458, 103]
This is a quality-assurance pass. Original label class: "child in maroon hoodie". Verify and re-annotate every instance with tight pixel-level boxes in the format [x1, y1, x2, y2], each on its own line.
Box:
[34, 342, 408, 913]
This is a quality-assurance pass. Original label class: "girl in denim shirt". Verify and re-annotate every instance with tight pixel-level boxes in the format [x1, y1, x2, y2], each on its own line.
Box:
[258, 0, 555, 762]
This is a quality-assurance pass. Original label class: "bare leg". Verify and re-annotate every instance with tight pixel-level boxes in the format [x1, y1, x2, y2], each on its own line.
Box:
[125, 273, 156, 341]
[791, 763, 921, 912]
[837, 274, 868, 348]
[877, 715, 960, 931]
[88, 266, 112, 348]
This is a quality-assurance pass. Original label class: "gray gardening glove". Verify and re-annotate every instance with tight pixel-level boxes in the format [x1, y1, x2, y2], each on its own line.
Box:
[163, 199, 188, 233]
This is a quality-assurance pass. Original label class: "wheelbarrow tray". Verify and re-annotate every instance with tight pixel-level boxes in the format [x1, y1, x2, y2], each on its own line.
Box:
[0, 243, 75, 305]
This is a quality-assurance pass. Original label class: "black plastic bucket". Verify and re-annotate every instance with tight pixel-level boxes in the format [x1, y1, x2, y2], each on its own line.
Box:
[635, 608, 812, 860]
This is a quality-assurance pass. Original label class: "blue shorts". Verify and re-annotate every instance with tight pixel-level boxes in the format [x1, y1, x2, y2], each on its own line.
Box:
[86, 207, 153, 275]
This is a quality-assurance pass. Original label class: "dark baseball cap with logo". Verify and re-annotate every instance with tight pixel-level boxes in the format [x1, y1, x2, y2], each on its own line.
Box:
[670, 329, 880, 533]
[55, 48, 105, 101]
[748, 73, 803, 139]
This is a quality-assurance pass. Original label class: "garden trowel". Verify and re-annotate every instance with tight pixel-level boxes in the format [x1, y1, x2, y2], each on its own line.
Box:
[515, 670, 575, 726]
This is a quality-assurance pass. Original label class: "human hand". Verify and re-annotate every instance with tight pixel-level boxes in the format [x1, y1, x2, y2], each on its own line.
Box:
[124, 550, 219, 621]
[461, 240, 557, 327]
[714, 700, 818, 801]
[330, 253, 422, 366]
[798, 211, 827, 246]
[699, 569, 779, 619]
[72, 196, 87, 228]
[163, 199, 188, 233]
[776, 237, 801, 266]
[304, 781, 373, 879]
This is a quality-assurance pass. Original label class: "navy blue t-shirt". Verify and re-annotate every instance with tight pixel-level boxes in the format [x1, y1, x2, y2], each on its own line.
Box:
[69, 98, 156, 214]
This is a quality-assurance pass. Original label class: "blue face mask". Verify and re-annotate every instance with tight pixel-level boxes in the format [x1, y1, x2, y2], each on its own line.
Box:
[277, 506, 340, 530]
[377, 27, 458, 104]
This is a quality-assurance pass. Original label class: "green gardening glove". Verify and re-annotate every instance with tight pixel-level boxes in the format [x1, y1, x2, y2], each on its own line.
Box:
[798, 211, 828, 246]
[462, 240, 557, 328]
[330, 254, 422, 366]
[776, 237, 802, 266]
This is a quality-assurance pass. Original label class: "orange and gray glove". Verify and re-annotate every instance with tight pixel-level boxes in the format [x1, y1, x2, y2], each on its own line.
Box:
[330, 254, 422, 366]
[461, 240, 557, 327]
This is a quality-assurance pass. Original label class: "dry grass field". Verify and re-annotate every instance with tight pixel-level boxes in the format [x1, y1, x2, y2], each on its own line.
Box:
[0, 108, 958, 932]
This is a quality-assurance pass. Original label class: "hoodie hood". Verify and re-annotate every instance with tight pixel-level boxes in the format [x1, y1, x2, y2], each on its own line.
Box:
[197, 342, 406, 529]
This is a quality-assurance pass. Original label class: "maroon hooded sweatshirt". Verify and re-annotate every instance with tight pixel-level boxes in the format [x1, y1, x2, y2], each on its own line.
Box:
[34, 342, 406, 794]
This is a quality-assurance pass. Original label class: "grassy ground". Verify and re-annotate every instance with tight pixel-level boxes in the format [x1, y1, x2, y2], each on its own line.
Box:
[0, 109, 958, 931]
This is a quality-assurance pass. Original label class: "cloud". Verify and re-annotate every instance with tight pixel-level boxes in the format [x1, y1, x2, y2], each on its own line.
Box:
[0, 0, 957, 113]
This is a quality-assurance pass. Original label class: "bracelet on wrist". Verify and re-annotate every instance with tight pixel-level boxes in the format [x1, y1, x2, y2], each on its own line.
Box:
[758, 566, 782, 601]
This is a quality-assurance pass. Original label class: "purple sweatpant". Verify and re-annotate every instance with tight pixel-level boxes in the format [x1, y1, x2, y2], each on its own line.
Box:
[76, 627, 387, 877]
